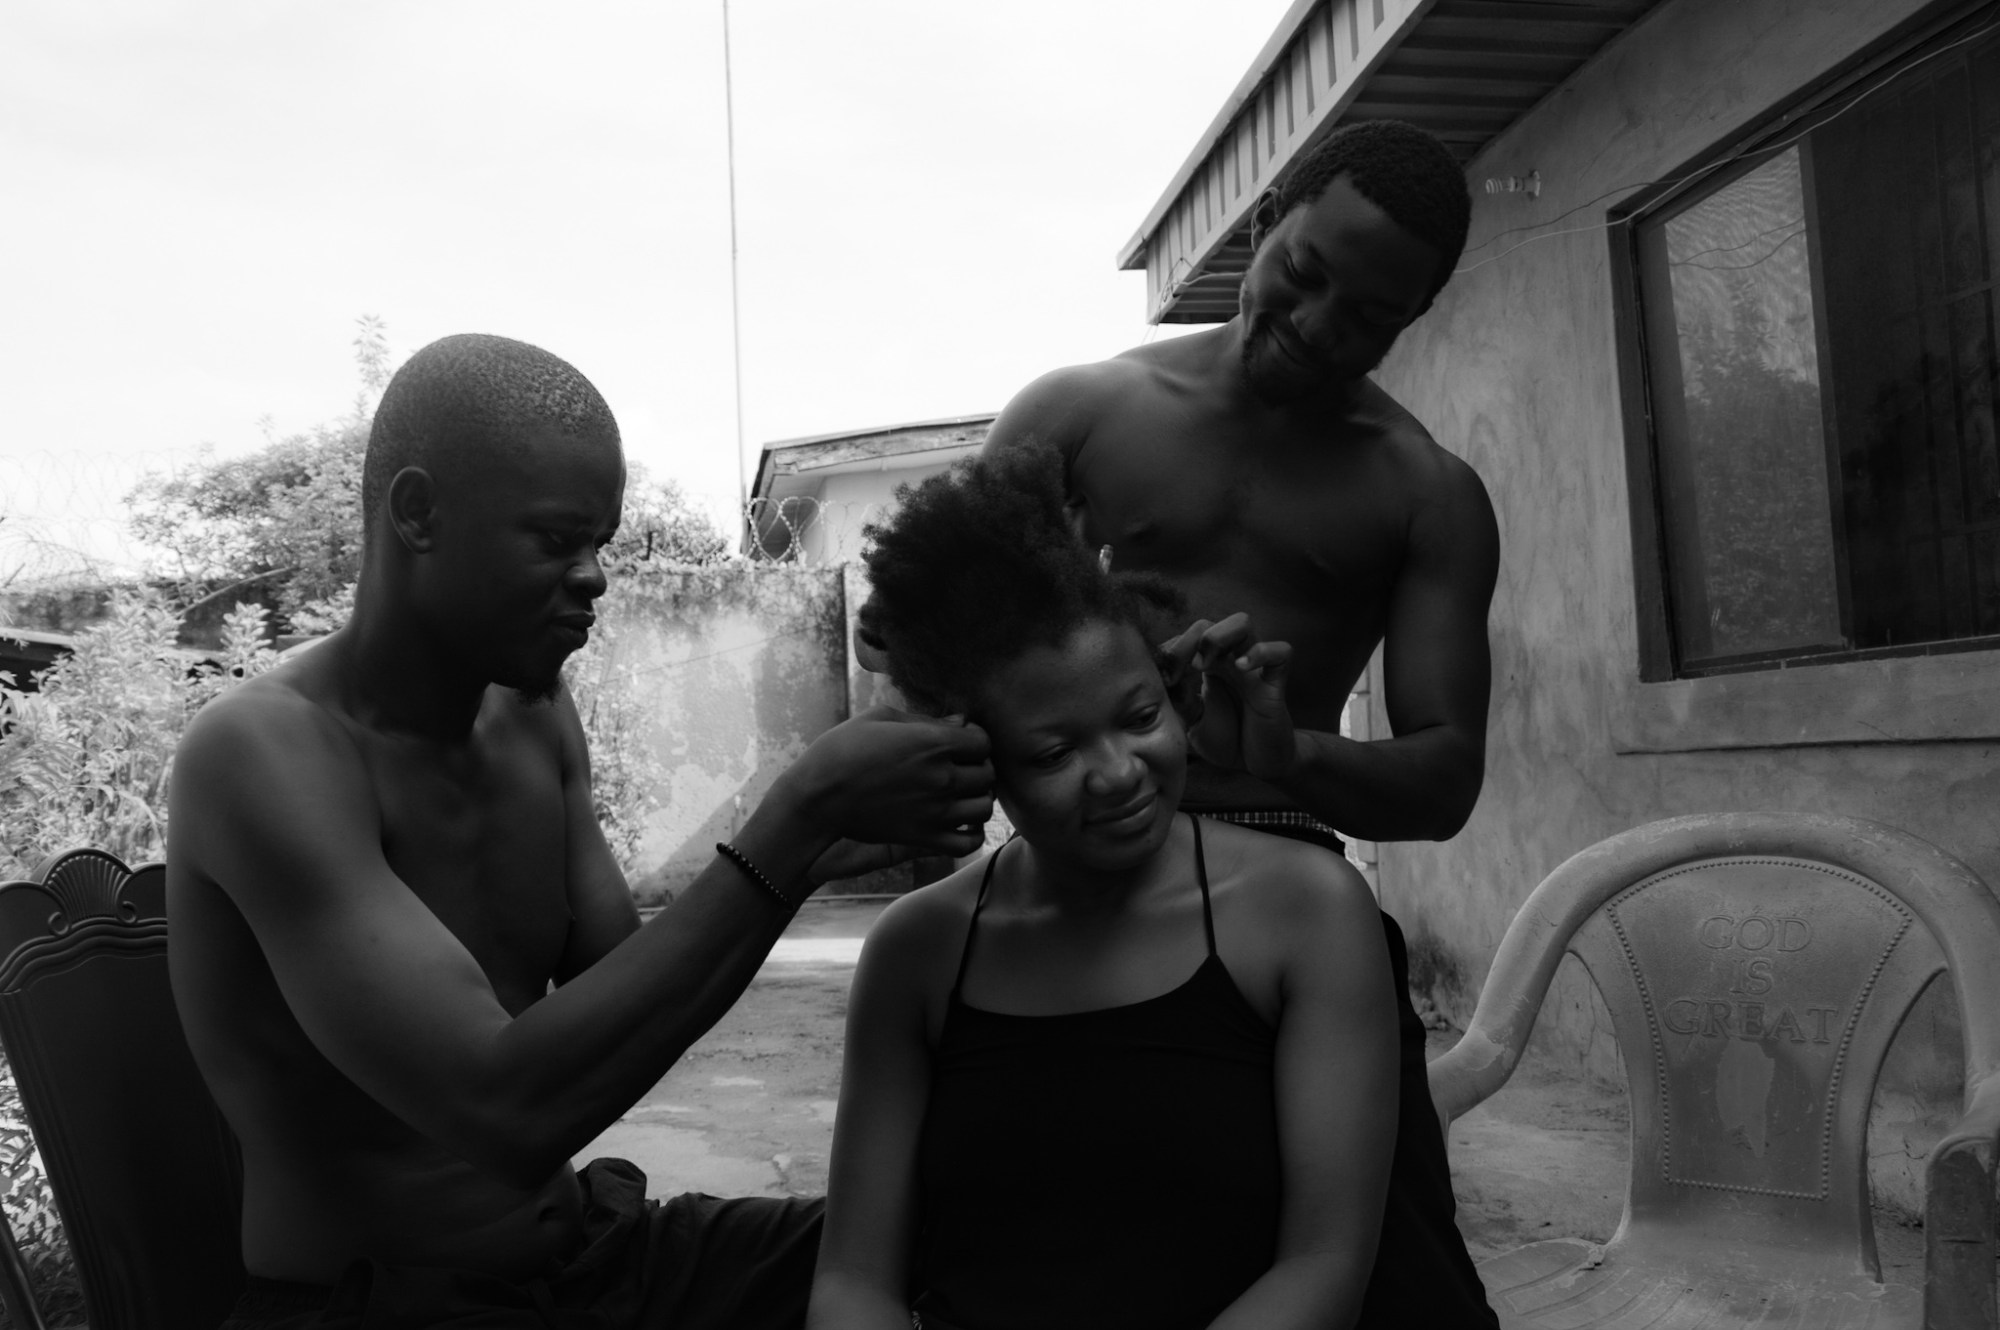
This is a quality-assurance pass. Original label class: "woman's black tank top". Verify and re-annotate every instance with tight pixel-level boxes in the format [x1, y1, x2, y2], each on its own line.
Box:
[912, 816, 1281, 1330]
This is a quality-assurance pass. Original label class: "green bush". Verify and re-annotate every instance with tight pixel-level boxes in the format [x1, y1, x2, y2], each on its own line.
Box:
[0, 1062, 84, 1327]
[0, 595, 274, 880]
[0, 594, 272, 1325]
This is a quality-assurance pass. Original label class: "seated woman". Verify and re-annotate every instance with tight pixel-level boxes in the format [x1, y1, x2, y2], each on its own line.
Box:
[806, 445, 1399, 1330]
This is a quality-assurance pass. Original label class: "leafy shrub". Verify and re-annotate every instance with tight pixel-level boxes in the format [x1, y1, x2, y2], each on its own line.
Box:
[0, 594, 272, 1326]
[0, 1061, 85, 1327]
[127, 424, 367, 631]
[0, 595, 275, 880]
[125, 317, 385, 632]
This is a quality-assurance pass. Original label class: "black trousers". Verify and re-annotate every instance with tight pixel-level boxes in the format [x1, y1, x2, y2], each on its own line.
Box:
[218, 1158, 823, 1330]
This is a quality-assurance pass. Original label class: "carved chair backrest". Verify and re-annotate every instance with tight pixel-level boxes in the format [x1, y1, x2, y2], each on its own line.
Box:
[1430, 814, 2000, 1277]
[0, 849, 243, 1330]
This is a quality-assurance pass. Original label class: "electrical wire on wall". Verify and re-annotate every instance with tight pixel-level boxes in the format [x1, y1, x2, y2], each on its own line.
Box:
[1449, 12, 2000, 277]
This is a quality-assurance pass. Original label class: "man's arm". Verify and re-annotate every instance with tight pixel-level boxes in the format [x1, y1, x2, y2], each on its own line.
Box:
[980, 363, 1103, 464]
[553, 685, 642, 981]
[1170, 456, 1498, 841]
[982, 363, 1120, 541]
[173, 693, 990, 1189]
[1302, 454, 1496, 839]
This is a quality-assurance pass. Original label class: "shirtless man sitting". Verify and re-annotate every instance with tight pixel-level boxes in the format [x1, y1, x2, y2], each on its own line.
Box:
[168, 334, 993, 1328]
[984, 120, 1500, 1324]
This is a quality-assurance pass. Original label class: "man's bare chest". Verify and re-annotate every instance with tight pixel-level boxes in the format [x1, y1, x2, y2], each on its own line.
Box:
[1071, 430, 1407, 592]
[358, 728, 572, 1007]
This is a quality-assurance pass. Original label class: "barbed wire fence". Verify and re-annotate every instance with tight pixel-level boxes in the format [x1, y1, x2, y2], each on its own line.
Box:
[0, 451, 208, 597]
[739, 495, 890, 567]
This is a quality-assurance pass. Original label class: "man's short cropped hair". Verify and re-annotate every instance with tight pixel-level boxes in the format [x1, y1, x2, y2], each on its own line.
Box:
[1271, 119, 1471, 298]
[362, 333, 619, 537]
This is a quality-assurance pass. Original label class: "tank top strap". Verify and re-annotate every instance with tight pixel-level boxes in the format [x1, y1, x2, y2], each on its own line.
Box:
[1190, 813, 1217, 959]
[949, 841, 1007, 1004]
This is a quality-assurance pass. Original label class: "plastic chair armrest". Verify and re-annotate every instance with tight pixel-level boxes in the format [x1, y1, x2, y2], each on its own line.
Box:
[1426, 1021, 1526, 1139]
[1923, 1070, 2000, 1330]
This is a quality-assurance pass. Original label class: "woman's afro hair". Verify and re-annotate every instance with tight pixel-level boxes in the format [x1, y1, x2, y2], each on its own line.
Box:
[860, 442, 1196, 720]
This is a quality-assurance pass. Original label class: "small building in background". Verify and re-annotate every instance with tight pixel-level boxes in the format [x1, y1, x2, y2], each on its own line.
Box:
[1127, 0, 1998, 1220]
[745, 414, 993, 565]
[746, 414, 994, 714]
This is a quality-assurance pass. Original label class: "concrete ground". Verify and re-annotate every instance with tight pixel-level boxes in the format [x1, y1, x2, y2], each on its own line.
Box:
[579, 897, 1928, 1286]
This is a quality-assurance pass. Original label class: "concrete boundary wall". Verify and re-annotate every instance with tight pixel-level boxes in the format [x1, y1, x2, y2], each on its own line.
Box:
[610, 565, 849, 904]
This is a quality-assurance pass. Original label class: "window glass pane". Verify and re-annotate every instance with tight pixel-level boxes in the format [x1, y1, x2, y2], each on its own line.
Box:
[1814, 29, 2000, 648]
[1643, 148, 1844, 666]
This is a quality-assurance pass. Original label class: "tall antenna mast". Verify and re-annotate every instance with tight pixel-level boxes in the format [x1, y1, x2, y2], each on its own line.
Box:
[722, 0, 749, 524]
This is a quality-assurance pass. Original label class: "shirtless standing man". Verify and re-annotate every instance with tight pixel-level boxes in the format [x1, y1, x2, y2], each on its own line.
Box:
[169, 334, 993, 1328]
[985, 121, 1500, 1324]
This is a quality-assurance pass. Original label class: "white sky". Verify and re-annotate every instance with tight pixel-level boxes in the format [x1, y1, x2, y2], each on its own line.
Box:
[1, 1, 1288, 551]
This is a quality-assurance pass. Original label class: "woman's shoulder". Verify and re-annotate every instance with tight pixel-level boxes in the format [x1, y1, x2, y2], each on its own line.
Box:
[1198, 820, 1381, 954]
[852, 855, 992, 995]
[1199, 818, 1368, 898]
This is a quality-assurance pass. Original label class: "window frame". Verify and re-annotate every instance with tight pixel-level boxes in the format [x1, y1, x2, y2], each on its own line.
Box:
[1612, 0, 2000, 683]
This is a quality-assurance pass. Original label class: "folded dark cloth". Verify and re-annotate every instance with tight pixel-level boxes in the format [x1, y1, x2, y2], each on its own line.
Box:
[219, 1158, 823, 1329]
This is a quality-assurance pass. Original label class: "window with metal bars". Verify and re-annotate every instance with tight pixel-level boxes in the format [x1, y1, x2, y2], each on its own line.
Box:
[1625, 6, 2000, 678]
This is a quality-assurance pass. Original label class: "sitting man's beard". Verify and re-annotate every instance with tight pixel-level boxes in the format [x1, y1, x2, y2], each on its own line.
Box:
[515, 676, 562, 707]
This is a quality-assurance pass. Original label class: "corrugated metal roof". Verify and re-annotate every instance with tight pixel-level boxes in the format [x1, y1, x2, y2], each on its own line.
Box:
[1122, 0, 1661, 323]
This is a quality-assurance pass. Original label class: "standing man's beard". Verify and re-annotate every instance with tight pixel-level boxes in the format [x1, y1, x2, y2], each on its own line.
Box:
[1240, 312, 1389, 402]
[1241, 314, 1321, 403]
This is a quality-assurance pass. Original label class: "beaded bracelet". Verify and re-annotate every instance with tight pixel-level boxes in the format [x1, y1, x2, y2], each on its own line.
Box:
[715, 842, 797, 912]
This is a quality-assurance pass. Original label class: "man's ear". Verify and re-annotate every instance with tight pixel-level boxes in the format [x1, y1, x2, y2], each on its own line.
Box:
[387, 466, 439, 554]
[1248, 188, 1283, 251]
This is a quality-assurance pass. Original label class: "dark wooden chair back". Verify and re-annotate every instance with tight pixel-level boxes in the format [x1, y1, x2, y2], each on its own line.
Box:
[0, 849, 243, 1330]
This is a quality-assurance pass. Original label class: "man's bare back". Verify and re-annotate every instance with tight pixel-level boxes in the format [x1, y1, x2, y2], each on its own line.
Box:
[169, 335, 993, 1316]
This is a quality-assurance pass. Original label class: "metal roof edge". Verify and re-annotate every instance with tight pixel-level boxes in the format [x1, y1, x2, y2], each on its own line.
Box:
[1116, 0, 1323, 271]
[757, 412, 999, 455]
[0, 627, 77, 648]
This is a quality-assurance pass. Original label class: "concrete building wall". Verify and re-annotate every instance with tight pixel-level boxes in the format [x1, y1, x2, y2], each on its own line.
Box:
[1368, 0, 1982, 1217]
[803, 470, 898, 566]
[610, 565, 850, 903]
